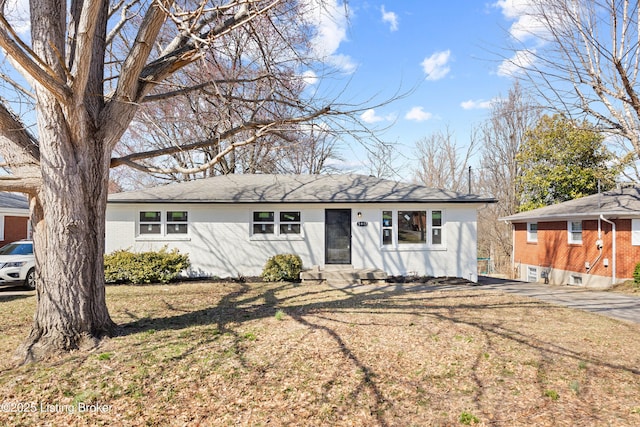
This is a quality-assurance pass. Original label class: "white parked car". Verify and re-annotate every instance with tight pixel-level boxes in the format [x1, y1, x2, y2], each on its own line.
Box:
[0, 240, 35, 290]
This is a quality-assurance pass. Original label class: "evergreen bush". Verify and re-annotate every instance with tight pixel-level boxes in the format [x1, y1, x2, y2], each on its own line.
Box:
[261, 254, 303, 282]
[104, 247, 190, 284]
[634, 262, 640, 284]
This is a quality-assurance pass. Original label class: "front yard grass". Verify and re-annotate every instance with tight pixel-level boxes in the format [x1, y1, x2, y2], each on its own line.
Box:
[0, 279, 639, 426]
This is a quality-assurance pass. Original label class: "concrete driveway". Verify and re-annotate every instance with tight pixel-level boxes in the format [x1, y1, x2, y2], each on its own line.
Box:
[0, 285, 34, 299]
[477, 276, 640, 324]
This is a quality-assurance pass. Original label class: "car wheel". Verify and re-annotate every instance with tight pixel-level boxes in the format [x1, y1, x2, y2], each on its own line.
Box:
[23, 268, 35, 290]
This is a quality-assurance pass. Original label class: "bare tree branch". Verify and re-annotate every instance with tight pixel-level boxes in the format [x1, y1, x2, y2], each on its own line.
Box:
[505, 0, 640, 165]
[69, 0, 107, 99]
[111, 106, 330, 168]
[0, 15, 69, 101]
[0, 103, 41, 192]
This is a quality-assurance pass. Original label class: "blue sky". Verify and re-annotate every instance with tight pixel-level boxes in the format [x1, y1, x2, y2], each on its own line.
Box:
[2, 0, 532, 182]
[305, 1, 530, 178]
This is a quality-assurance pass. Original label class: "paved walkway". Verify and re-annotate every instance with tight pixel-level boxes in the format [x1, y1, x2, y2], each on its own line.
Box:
[477, 276, 640, 324]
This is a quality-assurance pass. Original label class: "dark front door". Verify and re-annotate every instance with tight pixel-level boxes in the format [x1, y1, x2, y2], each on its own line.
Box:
[325, 209, 352, 264]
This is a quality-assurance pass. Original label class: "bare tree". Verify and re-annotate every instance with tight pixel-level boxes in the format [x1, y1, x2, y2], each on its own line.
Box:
[114, 6, 339, 183]
[413, 127, 476, 193]
[502, 0, 640, 174]
[274, 124, 341, 174]
[0, 0, 370, 362]
[476, 83, 542, 275]
[366, 140, 403, 179]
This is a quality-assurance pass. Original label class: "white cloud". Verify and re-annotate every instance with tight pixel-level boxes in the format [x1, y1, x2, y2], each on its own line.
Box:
[461, 99, 495, 110]
[361, 109, 383, 123]
[302, 0, 356, 74]
[327, 53, 357, 75]
[497, 49, 536, 77]
[405, 106, 432, 122]
[494, 0, 530, 19]
[301, 70, 318, 86]
[421, 50, 451, 81]
[494, 0, 548, 41]
[361, 108, 396, 124]
[381, 6, 399, 32]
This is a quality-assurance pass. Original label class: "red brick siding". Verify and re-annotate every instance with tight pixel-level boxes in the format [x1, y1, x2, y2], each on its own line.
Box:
[615, 219, 640, 278]
[513, 218, 640, 279]
[0, 216, 28, 247]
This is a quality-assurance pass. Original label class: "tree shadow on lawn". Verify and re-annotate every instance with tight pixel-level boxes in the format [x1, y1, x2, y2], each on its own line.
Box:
[117, 280, 640, 425]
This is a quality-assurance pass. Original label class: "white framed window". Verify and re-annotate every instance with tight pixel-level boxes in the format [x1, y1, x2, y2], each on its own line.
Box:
[253, 211, 275, 234]
[398, 210, 427, 244]
[139, 210, 188, 236]
[166, 211, 188, 234]
[252, 211, 302, 237]
[431, 210, 443, 245]
[568, 221, 582, 244]
[382, 211, 393, 245]
[632, 219, 640, 246]
[527, 222, 538, 243]
[381, 209, 444, 248]
[279, 211, 301, 234]
[139, 211, 162, 235]
[527, 266, 538, 282]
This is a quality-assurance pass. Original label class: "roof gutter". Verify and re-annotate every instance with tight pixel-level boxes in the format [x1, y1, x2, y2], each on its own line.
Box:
[599, 214, 616, 286]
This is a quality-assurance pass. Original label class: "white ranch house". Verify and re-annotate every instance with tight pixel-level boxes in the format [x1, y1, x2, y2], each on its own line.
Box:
[106, 174, 493, 281]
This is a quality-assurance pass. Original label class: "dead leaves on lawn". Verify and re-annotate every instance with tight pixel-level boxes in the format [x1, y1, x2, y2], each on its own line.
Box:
[0, 279, 639, 426]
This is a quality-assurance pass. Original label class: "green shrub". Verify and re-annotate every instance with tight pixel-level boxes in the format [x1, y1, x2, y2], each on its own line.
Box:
[634, 262, 640, 284]
[104, 247, 190, 284]
[261, 254, 302, 282]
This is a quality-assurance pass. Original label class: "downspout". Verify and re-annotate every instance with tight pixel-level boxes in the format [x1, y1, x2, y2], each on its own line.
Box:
[587, 218, 604, 273]
[599, 215, 616, 286]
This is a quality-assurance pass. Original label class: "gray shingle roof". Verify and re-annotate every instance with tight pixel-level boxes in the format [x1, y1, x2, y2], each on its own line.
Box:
[0, 192, 28, 210]
[108, 174, 495, 204]
[500, 187, 640, 222]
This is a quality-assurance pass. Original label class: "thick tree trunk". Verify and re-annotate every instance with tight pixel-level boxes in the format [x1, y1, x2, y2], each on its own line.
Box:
[9, 0, 117, 364]
[14, 102, 115, 364]
[15, 147, 116, 363]
[15, 175, 116, 363]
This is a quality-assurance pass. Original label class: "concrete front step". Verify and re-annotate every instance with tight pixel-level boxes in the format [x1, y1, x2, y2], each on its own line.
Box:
[301, 265, 388, 285]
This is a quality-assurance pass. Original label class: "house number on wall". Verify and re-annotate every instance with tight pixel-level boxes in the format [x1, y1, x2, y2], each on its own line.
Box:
[357, 221, 368, 226]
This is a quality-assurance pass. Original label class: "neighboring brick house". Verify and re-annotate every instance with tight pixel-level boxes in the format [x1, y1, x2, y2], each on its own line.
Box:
[0, 192, 30, 247]
[500, 187, 640, 288]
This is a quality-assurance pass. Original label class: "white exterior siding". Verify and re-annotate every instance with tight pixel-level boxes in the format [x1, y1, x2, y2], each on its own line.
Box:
[106, 202, 479, 280]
